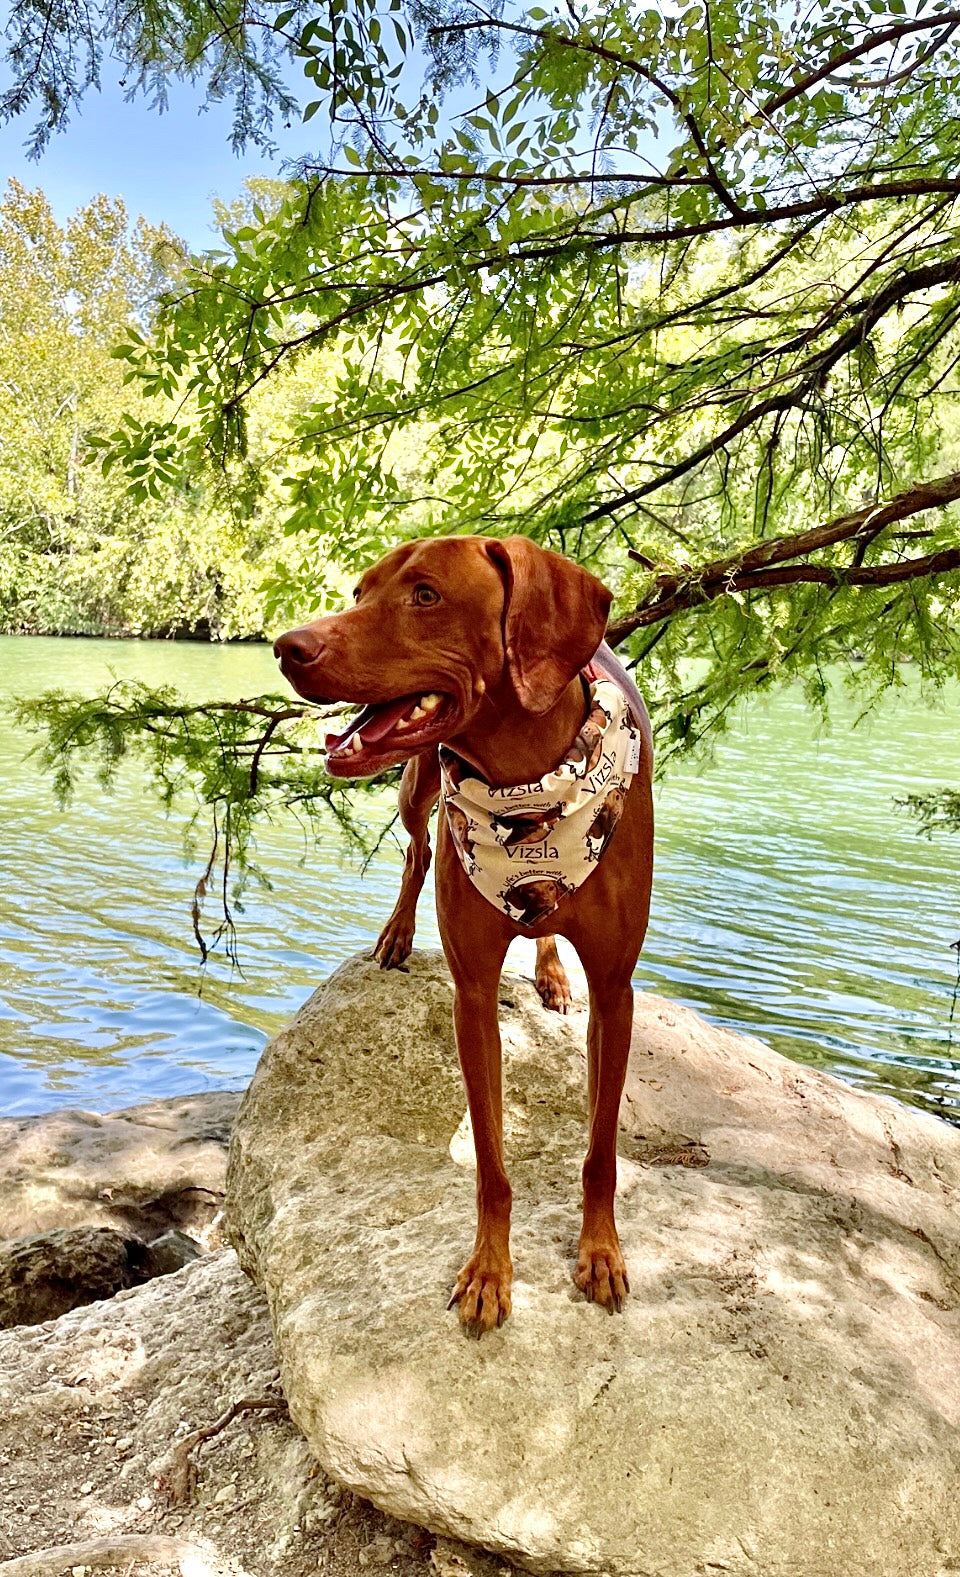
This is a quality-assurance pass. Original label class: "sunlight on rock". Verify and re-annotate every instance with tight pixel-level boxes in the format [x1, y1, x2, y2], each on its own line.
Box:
[448, 1112, 474, 1170]
[227, 950, 960, 1577]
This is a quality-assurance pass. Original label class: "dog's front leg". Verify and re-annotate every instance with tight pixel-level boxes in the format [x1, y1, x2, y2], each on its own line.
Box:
[437, 832, 513, 1335]
[575, 974, 634, 1311]
[446, 964, 513, 1334]
[374, 751, 440, 969]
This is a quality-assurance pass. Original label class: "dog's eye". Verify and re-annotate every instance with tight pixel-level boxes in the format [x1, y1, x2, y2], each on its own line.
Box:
[413, 585, 440, 607]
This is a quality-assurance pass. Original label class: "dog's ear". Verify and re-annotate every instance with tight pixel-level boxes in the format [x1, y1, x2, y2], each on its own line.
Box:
[484, 536, 613, 714]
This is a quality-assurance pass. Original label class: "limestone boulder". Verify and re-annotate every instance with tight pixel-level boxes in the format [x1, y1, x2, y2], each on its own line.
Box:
[227, 950, 960, 1577]
[0, 1222, 206, 1328]
[0, 1224, 143, 1327]
[0, 1091, 241, 1244]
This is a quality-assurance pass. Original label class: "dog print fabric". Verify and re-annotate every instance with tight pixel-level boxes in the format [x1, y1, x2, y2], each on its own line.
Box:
[439, 679, 642, 925]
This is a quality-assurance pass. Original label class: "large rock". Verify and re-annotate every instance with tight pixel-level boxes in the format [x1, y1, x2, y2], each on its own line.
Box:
[0, 1091, 241, 1243]
[0, 1223, 203, 1328]
[0, 1224, 143, 1327]
[226, 950, 960, 1577]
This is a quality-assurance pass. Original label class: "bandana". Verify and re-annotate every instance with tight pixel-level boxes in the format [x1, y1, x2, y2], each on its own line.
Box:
[439, 677, 643, 926]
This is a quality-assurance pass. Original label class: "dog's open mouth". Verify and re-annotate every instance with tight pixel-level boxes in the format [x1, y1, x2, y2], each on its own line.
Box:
[325, 691, 452, 776]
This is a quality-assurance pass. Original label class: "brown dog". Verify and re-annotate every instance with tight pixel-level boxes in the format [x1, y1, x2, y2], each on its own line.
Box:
[274, 536, 654, 1335]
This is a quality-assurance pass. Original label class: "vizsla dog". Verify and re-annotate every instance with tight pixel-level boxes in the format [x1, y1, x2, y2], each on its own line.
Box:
[274, 536, 654, 1335]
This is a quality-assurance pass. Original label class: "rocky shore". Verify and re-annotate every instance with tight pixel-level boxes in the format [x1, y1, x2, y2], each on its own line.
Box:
[2, 951, 960, 1577]
[0, 1089, 449, 1577]
[0, 1092, 239, 1330]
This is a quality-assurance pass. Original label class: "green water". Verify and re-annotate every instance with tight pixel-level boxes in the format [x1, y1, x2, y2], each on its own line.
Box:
[1, 635, 958, 1122]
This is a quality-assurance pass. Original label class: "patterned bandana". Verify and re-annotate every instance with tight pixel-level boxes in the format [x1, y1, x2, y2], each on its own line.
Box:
[439, 677, 643, 926]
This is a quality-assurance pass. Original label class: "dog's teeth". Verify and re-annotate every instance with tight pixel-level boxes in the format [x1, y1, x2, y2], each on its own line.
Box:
[395, 716, 412, 732]
[350, 734, 363, 752]
[420, 693, 441, 712]
[408, 705, 426, 721]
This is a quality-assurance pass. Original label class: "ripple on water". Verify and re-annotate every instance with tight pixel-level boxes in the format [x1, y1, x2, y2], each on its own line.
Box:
[1, 635, 958, 1122]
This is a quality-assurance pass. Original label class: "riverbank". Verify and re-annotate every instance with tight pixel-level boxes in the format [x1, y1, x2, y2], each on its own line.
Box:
[2, 625, 268, 642]
[0, 1249, 403, 1577]
[0, 1090, 366, 1576]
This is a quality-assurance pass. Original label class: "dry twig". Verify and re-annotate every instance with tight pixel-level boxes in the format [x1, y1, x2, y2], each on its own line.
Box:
[163, 1395, 289, 1505]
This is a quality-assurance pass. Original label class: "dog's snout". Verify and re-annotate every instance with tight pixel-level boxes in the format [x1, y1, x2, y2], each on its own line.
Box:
[274, 626, 323, 667]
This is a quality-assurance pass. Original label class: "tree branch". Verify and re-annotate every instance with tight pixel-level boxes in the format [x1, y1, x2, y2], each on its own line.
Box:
[0, 1535, 246, 1577]
[607, 470, 960, 641]
[585, 257, 960, 521]
[759, 11, 960, 116]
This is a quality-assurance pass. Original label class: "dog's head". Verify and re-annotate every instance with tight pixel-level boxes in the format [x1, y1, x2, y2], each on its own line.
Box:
[274, 535, 611, 777]
[503, 876, 567, 925]
[446, 803, 474, 848]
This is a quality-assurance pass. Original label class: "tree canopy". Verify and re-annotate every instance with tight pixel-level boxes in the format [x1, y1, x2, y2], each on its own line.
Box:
[65, 0, 960, 752]
[0, 181, 233, 635]
[6, 0, 960, 936]
[0, 179, 367, 637]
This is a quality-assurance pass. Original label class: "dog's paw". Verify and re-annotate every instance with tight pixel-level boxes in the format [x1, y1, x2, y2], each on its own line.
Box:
[373, 914, 414, 970]
[447, 1250, 512, 1337]
[535, 961, 573, 1015]
[574, 1239, 630, 1313]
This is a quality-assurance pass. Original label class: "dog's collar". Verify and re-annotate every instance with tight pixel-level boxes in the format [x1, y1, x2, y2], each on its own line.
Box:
[439, 675, 642, 927]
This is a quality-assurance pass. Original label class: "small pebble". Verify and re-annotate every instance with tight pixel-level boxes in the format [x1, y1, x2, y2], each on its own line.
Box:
[215, 1482, 238, 1504]
[115, 1436, 133, 1452]
[359, 1534, 398, 1567]
[79, 1480, 94, 1495]
[304, 1500, 337, 1529]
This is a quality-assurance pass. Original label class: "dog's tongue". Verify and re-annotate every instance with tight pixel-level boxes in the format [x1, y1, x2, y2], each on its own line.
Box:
[326, 697, 414, 752]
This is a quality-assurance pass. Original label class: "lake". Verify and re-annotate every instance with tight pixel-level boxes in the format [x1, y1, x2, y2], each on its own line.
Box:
[1, 635, 958, 1123]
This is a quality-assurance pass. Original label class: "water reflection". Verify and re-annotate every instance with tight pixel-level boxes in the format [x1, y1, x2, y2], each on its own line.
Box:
[1, 636, 958, 1123]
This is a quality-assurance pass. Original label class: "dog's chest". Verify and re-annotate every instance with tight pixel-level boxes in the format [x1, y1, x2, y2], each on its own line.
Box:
[439, 679, 642, 925]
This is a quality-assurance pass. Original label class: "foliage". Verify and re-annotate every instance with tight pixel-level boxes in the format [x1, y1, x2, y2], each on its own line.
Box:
[71, 0, 960, 755]
[900, 790, 960, 837]
[7, 0, 960, 947]
[13, 682, 397, 958]
[0, 181, 225, 634]
[0, 179, 362, 639]
[0, 0, 302, 155]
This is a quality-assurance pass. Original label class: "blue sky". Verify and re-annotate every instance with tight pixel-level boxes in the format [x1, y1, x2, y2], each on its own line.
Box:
[0, 44, 661, 251]
[0, 69, 312, 249]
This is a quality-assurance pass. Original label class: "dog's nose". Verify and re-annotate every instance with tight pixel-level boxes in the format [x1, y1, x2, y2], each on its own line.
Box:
[274, 627, 323, 666]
